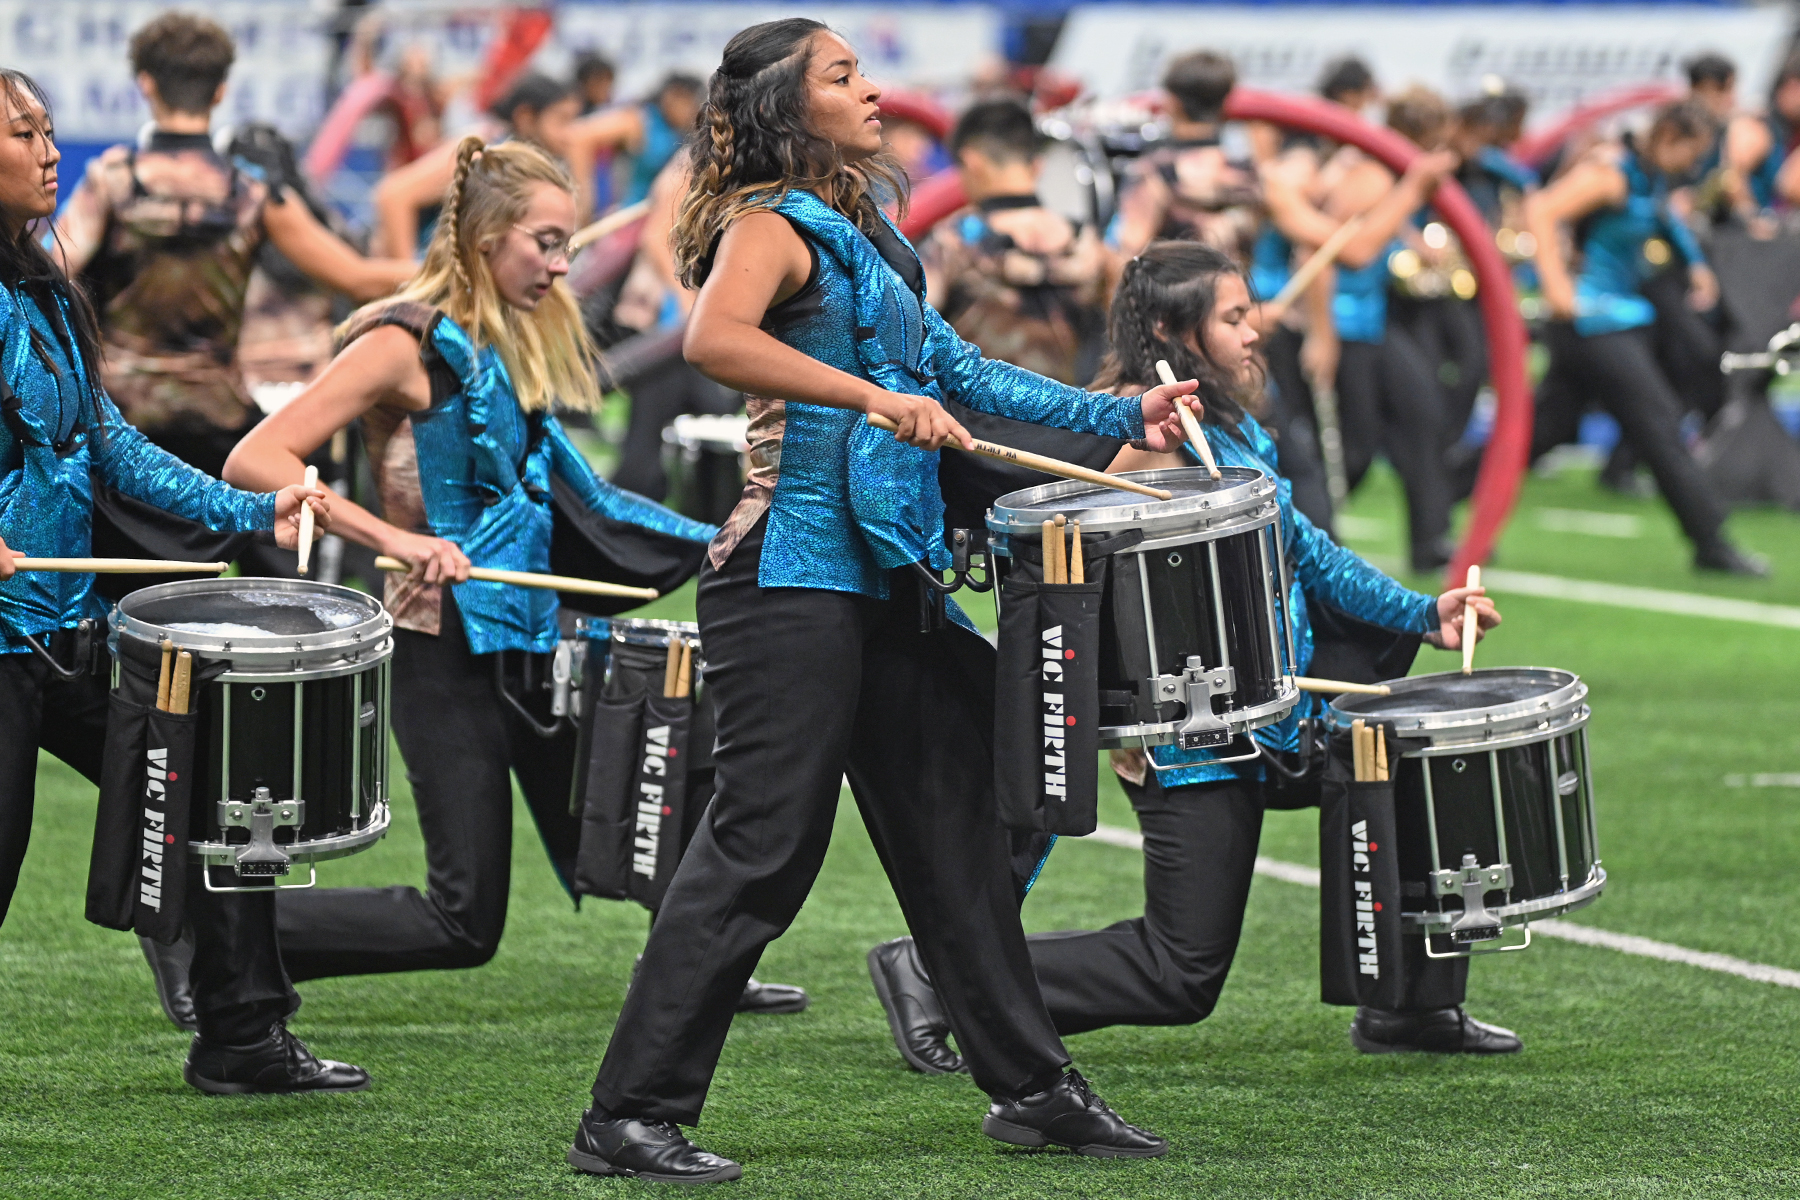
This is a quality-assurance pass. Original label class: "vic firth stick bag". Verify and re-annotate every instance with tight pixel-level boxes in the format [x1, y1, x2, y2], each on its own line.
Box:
[994, 541, 1105, 836]
[1317, 726, 1407, 1008]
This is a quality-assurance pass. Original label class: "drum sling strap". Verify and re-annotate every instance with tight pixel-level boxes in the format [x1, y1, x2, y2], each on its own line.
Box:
[85, 634, 231, 944]
[569, 638, 714, 912]
[994, 527, 1142, 836]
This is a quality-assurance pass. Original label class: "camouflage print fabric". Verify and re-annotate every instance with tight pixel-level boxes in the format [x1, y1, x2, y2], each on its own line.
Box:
[706, 395, 784, 571]
[1117, 143, 1264, 266]
[920, 205, 1111, 385]
[57, 136, 268, 433]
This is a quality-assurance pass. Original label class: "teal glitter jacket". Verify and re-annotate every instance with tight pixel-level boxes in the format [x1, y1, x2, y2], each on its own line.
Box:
[374, 307, 714, 656]
[0, 281, 275, 651]
[1148, 414, 1439, 786]
[749, 190, 1145, 625]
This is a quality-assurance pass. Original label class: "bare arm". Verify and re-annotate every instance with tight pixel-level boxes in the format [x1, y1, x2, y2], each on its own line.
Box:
[262, 193, 416, 302]
[49, 157, 117, 277]
[222, 326, 468, 582]
[371, 139, 458, 258]
[1525, 158, 1627, 319]
[1327, 151, 1459, 268]
[638, 155, 691, 312]
[1725, 113, 1773, 215]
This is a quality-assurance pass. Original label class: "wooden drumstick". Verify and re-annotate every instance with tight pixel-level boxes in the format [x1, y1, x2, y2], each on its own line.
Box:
[1294, 676, 1392, 696]
[1069, 519, 1084, 584]
[662, 636, 681, 699]
[1155, 360, 1221, 480]
[11, 558, 228, 574]
[864, 412, 1172, 501]
[569, 199, 652, 251]
[170, 651, 193, 716]
[1461, 564, 1481, 676]
[675, 639, 694, 699]
[372, 557, 659, 600]
[1375, 726, 1388, 782]
[156, 639, 174, 712]
[1351, 718, 1368, 781]
[1053, 514, 1069, 585]
[295, 465, 320, 576]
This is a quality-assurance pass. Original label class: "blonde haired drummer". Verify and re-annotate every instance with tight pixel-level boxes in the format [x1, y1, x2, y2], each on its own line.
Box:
[871, 241, 1518, 1069]
[215, 137, 760, 999]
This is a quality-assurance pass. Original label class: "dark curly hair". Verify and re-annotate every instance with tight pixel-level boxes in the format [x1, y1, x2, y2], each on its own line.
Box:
[670, 18, 907, 288]
[1093, 241, 1262, 429]
[129, 12, 235, 115]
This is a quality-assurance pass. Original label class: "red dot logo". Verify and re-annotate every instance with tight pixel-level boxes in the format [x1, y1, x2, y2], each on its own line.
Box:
[1368, 842, 1378, 851]
[1065, 716, 1076, 726]
[165, 835, 175, 845]
[662, 805, 672, 816]
[668, 747, 678, 757]
[1373, 901, 1383, 911]
[1064, 650, 1075, 659]
[167, 772, 178, 781]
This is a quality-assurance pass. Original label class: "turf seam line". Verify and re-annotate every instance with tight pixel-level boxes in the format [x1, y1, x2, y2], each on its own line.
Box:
[1081, 824, 1800, 991]
[1479, 568, 1800, 629]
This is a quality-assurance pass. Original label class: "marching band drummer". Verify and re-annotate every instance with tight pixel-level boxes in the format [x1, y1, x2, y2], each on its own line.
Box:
[869, 242, 1519, 1069]
[215, 139, 776, 1003]
[0, 70, 358, 1095]
[563, 19, 1197, 1182]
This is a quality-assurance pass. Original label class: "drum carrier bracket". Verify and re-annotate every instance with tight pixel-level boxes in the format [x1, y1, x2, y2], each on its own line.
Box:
[1435, 853, 1513, 944]
[1158, 655, 1237, 750]
[217, 787, 305, 878]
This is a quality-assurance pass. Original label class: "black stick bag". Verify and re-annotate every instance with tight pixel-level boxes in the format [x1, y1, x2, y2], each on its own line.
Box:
[994, 533, 1123, 835]
[629, 693, 694, 911]
[87, 639, 225, 943]
[1318, 724, 1410, 1008]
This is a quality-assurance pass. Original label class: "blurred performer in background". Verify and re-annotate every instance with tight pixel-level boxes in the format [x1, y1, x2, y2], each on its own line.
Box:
[0, 68, 354, 1094]
[1111, 51, 1260, 261]
[870, 243, 1513, 1072]
[1525, 100, 1765, 575]
[567, 73, 704, 214]
[921, 98, 1113, 386]
[1718, 50, 1800, 224]
[568, 20, 1192, 1181]
[575, 51, 618, 115]
[373, 71, 582, 258]
[53, 13, 413, 483]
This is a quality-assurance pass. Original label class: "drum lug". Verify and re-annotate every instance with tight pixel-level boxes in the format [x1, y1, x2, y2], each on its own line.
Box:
[218, 787, 305, 878]
[1434, 853, 1512, 944]
[1173, 657, 1237, 750]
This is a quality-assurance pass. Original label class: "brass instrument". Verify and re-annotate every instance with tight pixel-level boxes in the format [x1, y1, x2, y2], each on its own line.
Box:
[1389, 221, 1479, 300]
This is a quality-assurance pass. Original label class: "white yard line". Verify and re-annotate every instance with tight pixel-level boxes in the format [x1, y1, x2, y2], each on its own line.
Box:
[1480, 568, 1800, 630]
[1724, 773, 1800, 788]
[1534, 508, 1644, 539]
[1079, 824, 1800, 990]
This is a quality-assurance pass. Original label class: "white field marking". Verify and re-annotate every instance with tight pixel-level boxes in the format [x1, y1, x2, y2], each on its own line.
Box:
[1079, 824, 1800, 990]
[1481, 568, 1800, 630]
[1333, 514, 1391, 541]
[1534, 508, 1643, 538]
[1725, 773, 1800, 788]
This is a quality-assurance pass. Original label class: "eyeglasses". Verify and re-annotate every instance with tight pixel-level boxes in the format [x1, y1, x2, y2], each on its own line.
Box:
[513, 224, 573, 265]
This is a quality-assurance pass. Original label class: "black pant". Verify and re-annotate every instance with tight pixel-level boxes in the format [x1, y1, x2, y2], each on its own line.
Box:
[1028, 773, 1465, 1036]
[1389, 295, 1488, 455]
[610, 358, 739, 503]
[1531, 324, 1728, 549]
[275, 597, 580, 980]
[0, 649, 296, 1042]
[1261, 325, 1336, 531]
[590, 520, 1068, 1123]
[1335, 333, 1453, 563]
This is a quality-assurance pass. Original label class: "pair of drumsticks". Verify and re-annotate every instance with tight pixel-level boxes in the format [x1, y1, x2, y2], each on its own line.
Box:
[661, 637, 695, 699]
[1350, 718, 1388, 782]
[1040, 515, 1084, 584]
[156, 639, 193, 715]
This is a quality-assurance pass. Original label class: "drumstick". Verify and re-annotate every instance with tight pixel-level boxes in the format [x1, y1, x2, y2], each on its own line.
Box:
[1069, 519, 1084, 584]
[372, 557, 659, 601]
[1294, 676, 1392, 696]
[1053, 514, 1069, 585]
[1154, 360, 1221, 481]
[1040, 520, 1059, 584]
[1264, 215, 1366, 319]
[295, 464, 320, 577]
[1461, 564, 1481, 676]
[675, 639, 694, 699]
[1351, 718, 1368, 781]
[569, 199, 652, 251]
[1375, 726, 1388, 782]
[864, 413, 1171, 501]
[10, 558, 229, 574]
[156, 639, 174, 712]
[662, 636, 681, 699]
[169, 651, 192, 716]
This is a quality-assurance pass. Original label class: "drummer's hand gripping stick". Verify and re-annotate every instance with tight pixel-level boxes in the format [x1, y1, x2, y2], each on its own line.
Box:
[863, 412, 1173, 501]
[1154, 360, 1221, 480]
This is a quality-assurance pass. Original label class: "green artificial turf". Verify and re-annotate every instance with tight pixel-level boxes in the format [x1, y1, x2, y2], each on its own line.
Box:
[3, 465, 1800, 1198]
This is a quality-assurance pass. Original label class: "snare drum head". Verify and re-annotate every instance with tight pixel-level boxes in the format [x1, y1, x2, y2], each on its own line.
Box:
[987, 466, 1278, 542]
[610, 617, 700, 649]
[114, 578, 390, 664]
[1327, 667, 1585, 742]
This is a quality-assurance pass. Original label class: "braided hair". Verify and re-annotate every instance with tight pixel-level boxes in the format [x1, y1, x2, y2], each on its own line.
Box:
[670, 18, 907, 288]
[1093, 241, 1263, 429]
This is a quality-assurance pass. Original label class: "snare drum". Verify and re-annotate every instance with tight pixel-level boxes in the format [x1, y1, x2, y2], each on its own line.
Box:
[110, 578, 394, 889]
[664, 413, 749, 526]
[1326, 668, 1605, 952]
[988, 465, 1299, 752]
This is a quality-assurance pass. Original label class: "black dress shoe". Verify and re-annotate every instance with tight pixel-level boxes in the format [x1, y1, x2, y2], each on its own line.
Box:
[567, 1108, 742, 1183]
[867, 936, 965, 1074]
[983, 1070, 1168, 1158]
[1694, 542, 1771, 577]
[1350, 1005, 1522, 1054]
[184, 1022, 371, 1094]
[736, 977, 809, 1014]
[140, 933, 198, 1033]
